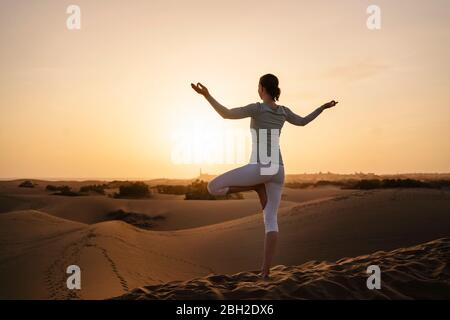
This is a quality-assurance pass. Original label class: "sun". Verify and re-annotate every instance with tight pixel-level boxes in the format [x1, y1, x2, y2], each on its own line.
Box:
[170, 114, 252, 165]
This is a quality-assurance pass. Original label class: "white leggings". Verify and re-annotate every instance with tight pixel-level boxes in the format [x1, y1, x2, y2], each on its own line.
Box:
[207, 163, 285, 233]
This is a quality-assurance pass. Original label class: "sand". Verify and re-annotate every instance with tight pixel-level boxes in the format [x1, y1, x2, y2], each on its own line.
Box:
[115, 237, 450, 299]
[1, 180, 449, 299]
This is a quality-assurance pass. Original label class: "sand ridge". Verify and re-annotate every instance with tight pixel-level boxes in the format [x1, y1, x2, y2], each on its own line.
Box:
[114, 238, 450, 300]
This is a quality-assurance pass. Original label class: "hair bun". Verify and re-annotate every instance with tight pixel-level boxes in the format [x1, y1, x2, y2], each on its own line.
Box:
[260, 74, 281, 101]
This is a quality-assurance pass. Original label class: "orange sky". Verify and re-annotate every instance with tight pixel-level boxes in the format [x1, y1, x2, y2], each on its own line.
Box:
[0, 0, 449, 179]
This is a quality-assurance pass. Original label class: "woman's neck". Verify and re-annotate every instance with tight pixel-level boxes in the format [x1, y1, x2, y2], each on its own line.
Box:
[263, 99, 278, 109]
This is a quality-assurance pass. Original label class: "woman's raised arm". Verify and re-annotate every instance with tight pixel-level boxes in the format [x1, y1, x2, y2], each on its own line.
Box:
[191, 82, 258, 119]
[284, 100, 338, 126]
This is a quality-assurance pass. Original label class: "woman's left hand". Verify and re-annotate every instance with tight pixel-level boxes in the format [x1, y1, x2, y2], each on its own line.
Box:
[191, 82, 210, 97]
[323, 100, 339, 109]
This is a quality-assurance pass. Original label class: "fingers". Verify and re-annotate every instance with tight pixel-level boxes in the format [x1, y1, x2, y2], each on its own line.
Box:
[191, 82, 205, 89]
[191, 83, 202, 93]
[323, 100, 338, 109]
[191, 82, 208, 96]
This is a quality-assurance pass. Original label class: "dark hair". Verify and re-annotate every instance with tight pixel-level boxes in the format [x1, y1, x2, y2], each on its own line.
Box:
[259, 74, 281, 101]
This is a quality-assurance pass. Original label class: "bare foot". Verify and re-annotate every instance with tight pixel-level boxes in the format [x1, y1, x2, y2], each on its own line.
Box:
[255, 184, 267, 210]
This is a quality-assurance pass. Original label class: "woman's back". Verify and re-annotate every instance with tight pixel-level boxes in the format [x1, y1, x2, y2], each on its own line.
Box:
[250, 102, 287, 130]
[249, 102, 287, 165]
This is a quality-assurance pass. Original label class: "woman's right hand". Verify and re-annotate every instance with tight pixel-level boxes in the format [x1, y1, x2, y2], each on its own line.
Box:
[191, 82, 210, 97]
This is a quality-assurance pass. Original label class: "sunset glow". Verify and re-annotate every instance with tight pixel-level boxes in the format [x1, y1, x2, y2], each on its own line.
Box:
[1, 0, 449, 179]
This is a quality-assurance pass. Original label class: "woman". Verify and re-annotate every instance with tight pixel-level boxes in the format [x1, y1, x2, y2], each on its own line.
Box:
[191, 74, 338, 279]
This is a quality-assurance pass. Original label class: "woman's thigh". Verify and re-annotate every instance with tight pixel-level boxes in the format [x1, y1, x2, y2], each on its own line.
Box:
[209, 163, 270, 190]
[207, 163, 284, 196]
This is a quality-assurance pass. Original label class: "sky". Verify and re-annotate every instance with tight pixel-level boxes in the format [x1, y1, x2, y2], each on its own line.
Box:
[0, 0, 449, 179]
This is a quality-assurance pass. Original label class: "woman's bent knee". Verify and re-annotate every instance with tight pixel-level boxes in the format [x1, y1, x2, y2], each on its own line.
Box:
[207, 179, 228, 196]
[206, 180, 217, 195]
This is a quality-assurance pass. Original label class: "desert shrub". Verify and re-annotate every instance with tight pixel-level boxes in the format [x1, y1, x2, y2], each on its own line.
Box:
[155, 185, 189, 195]
[381, 178, 427, 188]
[51, 186, 84, 197]
[272, 178, 450, 190]
[106, 180, 128, 188]
[284, 182, 314, 189]
[314, 180, 348, 187]
[285, 180, 350, 189]
[113, 182, 152, 199]
[19, 180, 35, 188]
[428, 179, 450, 189]
[46, 185, 71, 192]
[184, 179, 243, 200]
[79, 184, 107, 195]
[348, 179, 382, 189]
[106, 209, 164, 229]
[344, 178, 450, 190]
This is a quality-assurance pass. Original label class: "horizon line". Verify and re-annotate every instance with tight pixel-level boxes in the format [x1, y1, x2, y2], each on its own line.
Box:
[1, 171, 450, 182]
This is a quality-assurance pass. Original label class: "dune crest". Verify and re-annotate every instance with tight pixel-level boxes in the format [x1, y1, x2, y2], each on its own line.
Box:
[114, 238, 450, 300]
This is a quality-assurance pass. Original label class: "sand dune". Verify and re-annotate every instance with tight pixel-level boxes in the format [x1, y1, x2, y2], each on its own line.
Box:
[114, 237, 450, 299]
[0, 184, 352, 230]
[0, 210, 87, 299]
[0, 194, 269, 230]
[0, 183, 449, 299]
[0, 210, 213, 299]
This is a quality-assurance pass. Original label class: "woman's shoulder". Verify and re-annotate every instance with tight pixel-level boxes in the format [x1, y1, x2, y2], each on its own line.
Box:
[253, 102, 264, 112]
[278, 104, 291, 114]
[258, 102, 289, 113]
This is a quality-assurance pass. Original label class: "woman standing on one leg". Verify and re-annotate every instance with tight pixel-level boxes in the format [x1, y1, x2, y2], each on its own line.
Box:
[191, 74, 338, 279]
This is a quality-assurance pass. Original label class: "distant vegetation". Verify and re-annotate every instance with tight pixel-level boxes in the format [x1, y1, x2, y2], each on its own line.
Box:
[46, 185, 84, 197]
[347, 179, 450, 190]
[285, 179, 450, 190]
[155, 184, 189, 195]
[185, 179, 243, 200]
[113, 182, 152, 199]
[79, 184, 107, 195]
[106, 209, 165, 229]
[18, 180, 35, 188]
[154, 181, 243, 200]
[46, 185, 70, 192]
[285, 180, 359, 189]
[106, 180, 131, 189]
